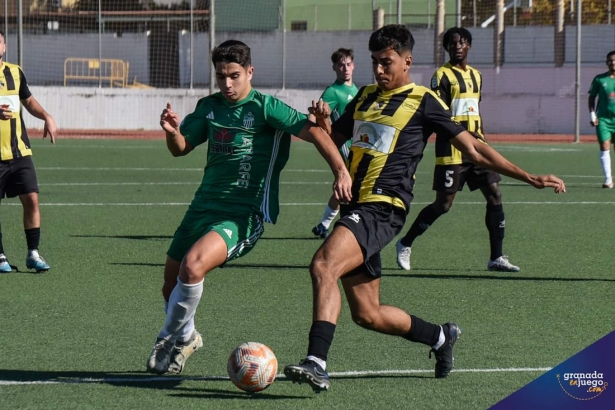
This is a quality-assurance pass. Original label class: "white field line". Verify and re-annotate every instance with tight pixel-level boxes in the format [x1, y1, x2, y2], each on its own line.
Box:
[37, 182, 331, 186]
[35, 181, 601, 187]
[0, 367, 551, 386]
[35, 168, 605, 179]
[2, 201, 615, 207]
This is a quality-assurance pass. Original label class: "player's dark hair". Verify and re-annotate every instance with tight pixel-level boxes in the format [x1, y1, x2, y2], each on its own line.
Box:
[212, 40, 251, 68]
[369, 24, 414, 55]
[331, 48, 354, 64]
[442, 27, 472, 49]
[607, 50, 615, 60]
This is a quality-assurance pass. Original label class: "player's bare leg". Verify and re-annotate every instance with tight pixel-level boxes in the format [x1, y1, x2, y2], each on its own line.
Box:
[599, 140, 613, 188]
[20, 192, 49, 272]
[285, 226, 363, 391]
[397, 191, 456, 270]
[148, 231, 227, 374]
[481, 183, 519, 272]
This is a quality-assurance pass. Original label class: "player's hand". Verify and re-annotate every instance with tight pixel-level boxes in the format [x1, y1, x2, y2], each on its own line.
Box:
[308, 99, 331, 134]
[531, 175, 566, 193]
[160, 102, 180, 134]
[332, 168, 352, 203]
[43, 116, 57, 144]
[0, 104, 13, 120]
[590, 118, 599, 127]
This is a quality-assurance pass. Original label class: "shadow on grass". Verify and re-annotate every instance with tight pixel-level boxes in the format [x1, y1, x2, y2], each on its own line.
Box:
[71, 235, 173, 241]
[0, 369, 308, 400]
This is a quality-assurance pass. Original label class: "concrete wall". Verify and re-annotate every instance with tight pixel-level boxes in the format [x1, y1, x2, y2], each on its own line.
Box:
[24, 65, 600, 135]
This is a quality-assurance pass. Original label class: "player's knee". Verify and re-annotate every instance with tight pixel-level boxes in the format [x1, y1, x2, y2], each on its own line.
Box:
[350, 310, 377, 330]
[486, 189, 502, 206]
[309, 256, 336, 286]
[433, 201, 452, 215]
[180, 259, 207, 283]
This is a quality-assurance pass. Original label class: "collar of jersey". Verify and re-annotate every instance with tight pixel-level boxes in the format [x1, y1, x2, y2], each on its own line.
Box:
[377, 82, 414, 96]
[220, 88, 255, 107]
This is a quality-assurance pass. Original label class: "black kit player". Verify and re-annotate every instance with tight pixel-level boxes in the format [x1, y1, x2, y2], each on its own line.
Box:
[396, 27, 520, 273]
[283, 24, 566, 393]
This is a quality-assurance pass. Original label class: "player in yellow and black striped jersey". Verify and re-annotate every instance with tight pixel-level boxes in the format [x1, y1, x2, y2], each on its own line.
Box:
[0, 29, 58, 273]
[396, 27, 520, 274]
[284, 24, 566, 393]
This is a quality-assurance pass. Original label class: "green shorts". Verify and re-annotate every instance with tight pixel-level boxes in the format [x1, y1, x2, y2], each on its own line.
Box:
[596, 119, 615, 143]
[167, 207, 264, 263]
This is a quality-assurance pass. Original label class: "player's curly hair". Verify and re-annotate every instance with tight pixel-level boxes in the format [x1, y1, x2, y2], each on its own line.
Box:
[212, 40, 251, 68]
[369, 24, 414, 55]
[331, 48, 354, 64]
[442, 27, 472, 49]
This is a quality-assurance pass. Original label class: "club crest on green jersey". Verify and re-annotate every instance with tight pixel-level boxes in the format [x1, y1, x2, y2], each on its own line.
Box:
[243, 112, 254, 128]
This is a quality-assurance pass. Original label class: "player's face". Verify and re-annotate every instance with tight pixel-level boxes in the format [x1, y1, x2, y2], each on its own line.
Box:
[446, 33, 470, 64]
[333, 57, 354, 83]
[606, 55, 615, 73]
[215, 62, 253, 103]
[371, 47, 412, 91]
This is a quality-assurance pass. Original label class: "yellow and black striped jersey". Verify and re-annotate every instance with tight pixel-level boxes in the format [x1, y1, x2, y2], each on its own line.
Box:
[332, 83, 465, 212]
[0, 62, 33, 161]
[432, 62, 483, 165]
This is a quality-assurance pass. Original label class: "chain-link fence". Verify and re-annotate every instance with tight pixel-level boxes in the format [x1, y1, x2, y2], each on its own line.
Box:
[1, 0, 611, 89]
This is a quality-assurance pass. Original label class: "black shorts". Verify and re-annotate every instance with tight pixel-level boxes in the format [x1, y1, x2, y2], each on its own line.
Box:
[433, 163, 501, 194]
[335, 202, 406, 279]
[0, 156, 39, 198]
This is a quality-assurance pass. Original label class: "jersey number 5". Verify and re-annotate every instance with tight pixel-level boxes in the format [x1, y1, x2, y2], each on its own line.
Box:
[445, 170, 454, 188]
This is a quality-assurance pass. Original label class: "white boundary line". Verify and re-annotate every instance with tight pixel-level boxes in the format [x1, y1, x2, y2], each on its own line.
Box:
[34, 181, 602, 187]
[0, 367, 551, 386]
[2, 201, 614, 207]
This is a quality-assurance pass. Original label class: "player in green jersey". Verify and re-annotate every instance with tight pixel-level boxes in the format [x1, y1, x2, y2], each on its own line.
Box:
[146, 40, 352, 375]
[311, 48, 359, 238]
[588, 50, 615, 189]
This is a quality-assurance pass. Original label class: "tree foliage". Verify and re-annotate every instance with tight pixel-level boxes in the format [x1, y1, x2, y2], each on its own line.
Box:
[461, 0, 610, 26]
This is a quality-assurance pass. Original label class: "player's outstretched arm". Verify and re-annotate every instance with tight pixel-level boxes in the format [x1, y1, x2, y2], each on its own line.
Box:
[588, 96, 598, 126]
[296, 121, 352, 202]
[160, 102, 194, 156]
[21, 96, 57, 144]
[451, 131, 566, 193]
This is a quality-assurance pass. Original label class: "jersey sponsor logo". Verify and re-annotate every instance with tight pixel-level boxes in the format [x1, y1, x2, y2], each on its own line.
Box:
[0, 95, 21, 113]
[211, 127, 236, 154]
[243, 112, 254, 128]
[352, 120, 396, 154]
[347, 94, 354, 100]
[348, 213, 361, 223]
[451, 97, 480, 117]
[223, 228, 233, 238]
[206, 111, 214, 119]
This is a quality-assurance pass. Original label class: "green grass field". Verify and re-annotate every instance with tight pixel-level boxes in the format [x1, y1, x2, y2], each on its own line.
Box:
[1, 139, 613, 409]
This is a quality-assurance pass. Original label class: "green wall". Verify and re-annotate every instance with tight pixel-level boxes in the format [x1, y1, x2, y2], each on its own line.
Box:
[285, 0, 457, 31]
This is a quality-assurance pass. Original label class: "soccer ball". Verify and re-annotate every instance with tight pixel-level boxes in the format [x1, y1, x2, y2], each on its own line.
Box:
[227, 342, 278, 392]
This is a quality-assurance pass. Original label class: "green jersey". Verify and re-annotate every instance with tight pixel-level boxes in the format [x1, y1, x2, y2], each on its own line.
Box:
[180, 89, 307, 224]
[321, 80, 358, 122]
[321, 80, 358, 158]
[588, 73, 615, 119]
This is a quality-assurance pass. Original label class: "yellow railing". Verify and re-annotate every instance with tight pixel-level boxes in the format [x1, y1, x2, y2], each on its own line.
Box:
[64, 58, 129, 88]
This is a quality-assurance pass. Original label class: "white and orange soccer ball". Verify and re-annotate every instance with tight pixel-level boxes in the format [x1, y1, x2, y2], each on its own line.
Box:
[227, 342, 278, 392]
